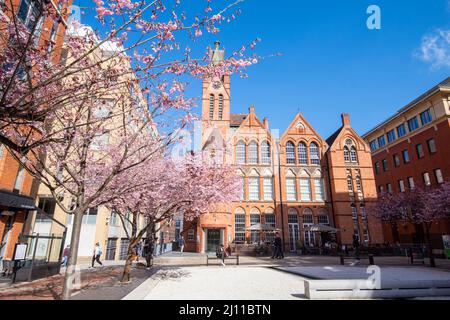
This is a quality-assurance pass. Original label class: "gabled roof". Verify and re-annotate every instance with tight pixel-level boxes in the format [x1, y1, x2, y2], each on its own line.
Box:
[326, 126, 343, 146]
[281, 112, 326, 144]
[230, 114, 248, 127]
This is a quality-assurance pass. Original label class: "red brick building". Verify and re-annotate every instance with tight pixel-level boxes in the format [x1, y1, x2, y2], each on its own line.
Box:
[182, 43, 384, 253]
[363, 78, 450, 253]
[0, 0, 71, 265]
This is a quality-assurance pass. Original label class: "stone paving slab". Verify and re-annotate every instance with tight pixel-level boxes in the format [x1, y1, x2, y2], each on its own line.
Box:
[128, 266, 306, 300]
[275, 265, 450, 283]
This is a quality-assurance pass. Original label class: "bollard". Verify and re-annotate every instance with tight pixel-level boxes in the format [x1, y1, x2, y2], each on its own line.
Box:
[237, 254, 239, 265]
[340, 254, 345, 265]
[369, 254, 375, 265]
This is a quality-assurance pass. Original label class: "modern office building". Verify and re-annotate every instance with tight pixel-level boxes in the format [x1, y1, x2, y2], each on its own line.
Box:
[363, 78, 450, 252]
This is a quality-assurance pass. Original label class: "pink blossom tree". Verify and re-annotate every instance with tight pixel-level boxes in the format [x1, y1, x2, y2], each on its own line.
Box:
[1, 0, 258, 300]
[373, 184, 450, 267]
[0, 0, 258, 153]
[101, 153, 242, 282]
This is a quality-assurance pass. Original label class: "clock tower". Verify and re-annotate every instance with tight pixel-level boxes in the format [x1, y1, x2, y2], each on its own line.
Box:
[201, 41, 231, 146]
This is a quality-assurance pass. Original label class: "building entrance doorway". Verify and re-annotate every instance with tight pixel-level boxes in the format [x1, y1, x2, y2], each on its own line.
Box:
[205, 229, 222, 252]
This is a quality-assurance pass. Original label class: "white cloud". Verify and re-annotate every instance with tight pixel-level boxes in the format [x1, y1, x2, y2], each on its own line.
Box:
[415, 29, 450, 69]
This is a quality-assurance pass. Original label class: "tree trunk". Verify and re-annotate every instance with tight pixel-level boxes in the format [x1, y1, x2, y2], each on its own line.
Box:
[425, 223, 436, 268]
[61, 207, 84, 300]
[121, 237, 138, 283]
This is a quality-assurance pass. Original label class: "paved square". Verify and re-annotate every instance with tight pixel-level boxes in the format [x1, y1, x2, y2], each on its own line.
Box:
[126, 266, 307, 300]
[276, 265, 450, 284]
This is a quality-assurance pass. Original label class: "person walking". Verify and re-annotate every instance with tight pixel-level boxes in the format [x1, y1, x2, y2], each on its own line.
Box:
[179, 236, 185, 253]
[352, 234, 360, 265]
[274, 233, 284, 259]
[216, 244, 227, 266]
[135, 240, 143, 262]
[91, 242, 103, 268]
[61, 245, 70, 267]
[271, 237, 278, 259]
[144, 237, 156, 268]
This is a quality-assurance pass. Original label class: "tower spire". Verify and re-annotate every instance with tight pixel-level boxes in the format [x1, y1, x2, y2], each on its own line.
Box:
[211, 41, 224, 65]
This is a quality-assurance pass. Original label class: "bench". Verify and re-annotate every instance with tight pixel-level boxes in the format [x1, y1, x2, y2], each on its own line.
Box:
[340, 254, 375, 265]
[206, 254, 240, 266]
[409, 251, 425, 265]
[305, 279, 450, 299]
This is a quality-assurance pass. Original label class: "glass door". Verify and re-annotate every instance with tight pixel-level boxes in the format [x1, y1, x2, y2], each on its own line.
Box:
[206, 229, 221, 252]
[288, 223, 299, 252]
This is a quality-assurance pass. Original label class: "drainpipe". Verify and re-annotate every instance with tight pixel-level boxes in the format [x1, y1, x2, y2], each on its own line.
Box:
[325, 152, 338, 241]
[275, 140, 286, 252]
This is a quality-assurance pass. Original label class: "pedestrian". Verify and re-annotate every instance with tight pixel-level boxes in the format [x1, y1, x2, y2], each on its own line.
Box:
[274, 233, 284, 259]
[135, 240, 143, 262]
[216, 244, 226, 266]
[61, 245, 70, 267]
[144, 237, 156, 268]
[353, 234, 360, 263]
[179, 236, 185, 253]
[91, 242, 103, 268]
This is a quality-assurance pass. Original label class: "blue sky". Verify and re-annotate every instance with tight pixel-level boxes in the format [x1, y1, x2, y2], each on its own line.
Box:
[76, 0, 450, 139]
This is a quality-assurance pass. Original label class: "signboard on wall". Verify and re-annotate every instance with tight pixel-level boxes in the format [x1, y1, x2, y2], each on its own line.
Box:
[443, 235, 450, 259]
[13, 243, 28, 261]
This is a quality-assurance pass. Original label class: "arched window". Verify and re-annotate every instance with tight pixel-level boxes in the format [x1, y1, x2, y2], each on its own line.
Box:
[236, 141, 246, 164]
[218, 94, 224, 120]
[355, 176, 363, 200]
[261, 141, 271, 164]
[347, 176, 354, 196]
[209, 94, 214, 119]
[309, 142, 320, 165]
[303, 208, 315, 247]
[318, 209, 329, 225]
[250, 208, 261, 243]
[286, 170, 297, 201]
[248, 141, 259, 164]
[288, 208, 298, 223]
[248, 169, 260, 200]
[265, 208, 276, 242]
[297, 142, 308, 165]
[287, 208, 299, 252]
[344, 147, 350, 162]
[350, 147, 358, 163]
[286, 141, 295, 164]
[234, 207, 246, 244]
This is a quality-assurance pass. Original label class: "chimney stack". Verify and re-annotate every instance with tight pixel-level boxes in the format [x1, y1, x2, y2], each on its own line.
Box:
[263, 117, 269, 129]
[341, 113, 350, 127]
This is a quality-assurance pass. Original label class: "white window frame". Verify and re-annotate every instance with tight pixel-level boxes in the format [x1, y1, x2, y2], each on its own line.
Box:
[286, 142, 295, 164]
[209, 94, 214, 119]
[309, 143, 320, 165]
[408, 177, 415, 189]
[399, 180, 405, 192]
[261, 141, 271, 164]
[286, 178, 296, 201]
[249, 177, 260, 201]
[435, 169, 444, 184]
[298, 142, 308, 165]
[423, 172, 431, 186]
[314, 178, 324, 201]
[263, 177, 273, 201]
[300, 179, 311, 201]
[236, 141, 246, 164]
[188, 229, 194, 241]
[248, 141, 259, 164]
